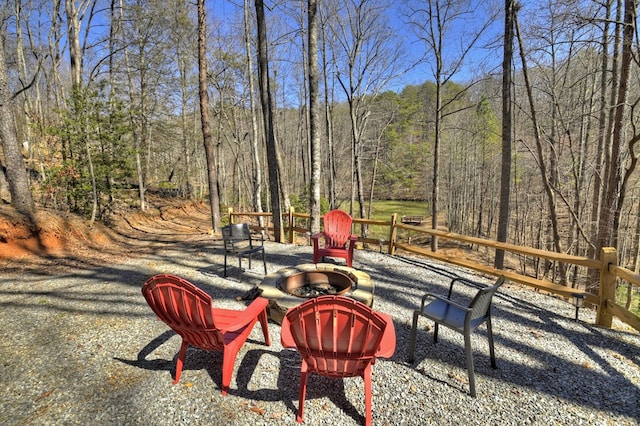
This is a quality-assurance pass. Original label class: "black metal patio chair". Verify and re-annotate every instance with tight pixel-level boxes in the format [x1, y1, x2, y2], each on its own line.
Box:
[221, 223, 267, 277]
[408, 275, 505, 397]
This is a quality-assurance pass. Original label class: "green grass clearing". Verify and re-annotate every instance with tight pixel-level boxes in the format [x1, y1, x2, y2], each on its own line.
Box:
[349, 200, 430, 243]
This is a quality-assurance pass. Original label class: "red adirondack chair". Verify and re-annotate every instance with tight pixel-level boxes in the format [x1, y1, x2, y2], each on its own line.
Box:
[312, 209, 357, 267]
[281, 295, 396, 425]
[141, 273, 271, 395]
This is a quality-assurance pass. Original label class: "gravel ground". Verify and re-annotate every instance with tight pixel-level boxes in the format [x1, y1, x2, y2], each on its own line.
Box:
[1, 238, 639, 425]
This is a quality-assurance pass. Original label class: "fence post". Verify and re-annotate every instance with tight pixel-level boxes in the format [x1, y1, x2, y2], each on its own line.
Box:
[596, 247, 617, 328]
[388, 213, 397, 255]
[228, 207, 234, 225]
[288, 207, 295, 244]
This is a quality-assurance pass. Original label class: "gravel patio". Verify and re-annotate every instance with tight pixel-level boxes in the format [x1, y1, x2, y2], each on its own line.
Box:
[1, 236, 639, 425]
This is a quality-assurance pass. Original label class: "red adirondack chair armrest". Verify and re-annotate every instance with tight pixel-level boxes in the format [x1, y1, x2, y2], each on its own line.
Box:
[216, 297, 270, 333]
[376, 312, 396, 359]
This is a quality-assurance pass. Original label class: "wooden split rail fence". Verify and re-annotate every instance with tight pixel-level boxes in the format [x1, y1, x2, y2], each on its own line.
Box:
[228, 208, 640, 332]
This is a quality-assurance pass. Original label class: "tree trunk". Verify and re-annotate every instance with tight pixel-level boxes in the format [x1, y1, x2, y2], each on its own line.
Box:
[83, 110, 98, 223]
[606, 0, 639, 251]
[175, 1, 192, 199]
[515, 13, 563, 257]
[323, 75, 336, 209]
[197, 0, 221, 232]
[119, 0, 145, 211]
[349, 104, 368, 237]
[431, 74, 442, 251]
[495, 0, 515, 269]
[0, 34, 35, 214]
[588, 0, 614, 262]
[243, 0, 264, 222]
[308, 0, 321, 234]
[49, 0, 65, 112]
[65, 0, 83, 90]
[255, 0, 283, 242]
[598, 0, 635, 252]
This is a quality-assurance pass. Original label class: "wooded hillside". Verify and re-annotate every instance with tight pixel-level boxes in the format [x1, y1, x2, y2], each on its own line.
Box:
[1, 0, 640, 285]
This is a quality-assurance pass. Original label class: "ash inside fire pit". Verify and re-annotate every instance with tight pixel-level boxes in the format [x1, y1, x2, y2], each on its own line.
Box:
[279, 270, 353, 298]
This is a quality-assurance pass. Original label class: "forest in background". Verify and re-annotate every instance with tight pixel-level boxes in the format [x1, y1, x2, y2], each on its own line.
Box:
[1, 0, 640, 289]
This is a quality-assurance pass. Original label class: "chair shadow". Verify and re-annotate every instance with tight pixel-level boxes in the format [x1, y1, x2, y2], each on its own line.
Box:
[198, 263, 265, 284]
[405, 316, 505, 397]
[198, 264, 225, 278]
[114, 330, 177, 379]
[114, 330, 266, 393]
[234, 348, 363, 424]
[116, 332, 366, 423]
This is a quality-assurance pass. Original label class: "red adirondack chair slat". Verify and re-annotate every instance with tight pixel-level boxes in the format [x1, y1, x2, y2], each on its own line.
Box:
[142, 273, 271, 395]
[312, 210, 357, 267]
[281, 295, 396, 425]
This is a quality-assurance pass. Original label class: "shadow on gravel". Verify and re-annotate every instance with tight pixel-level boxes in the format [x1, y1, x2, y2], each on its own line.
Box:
[3, 238, 639, 422]
[120, 338, 367, 425]
[399, 262, 640, 417]
[114, 330, 177, 379]
[235, 348, 365, 424]
[114, 330, 275, 392]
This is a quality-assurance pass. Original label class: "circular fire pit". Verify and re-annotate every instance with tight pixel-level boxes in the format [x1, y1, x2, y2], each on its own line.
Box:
[279, 270, 353, 298]
[256, 263, 374, 323]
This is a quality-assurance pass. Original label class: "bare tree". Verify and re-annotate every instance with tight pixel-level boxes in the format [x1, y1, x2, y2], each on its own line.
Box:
[308, 0, 321, 234]
[405, 0, 498, 251]
[366, 94, 397, 216]
[65, 0, 101, 222]
[255, 0, 284, 241]
[598, 0, 639, 251]
[118, 0, 146, 210]
[330, 0, 402, 236]
[65, 0, 86, 90]
[0, 32, 34, 214]
[197, 0, 221, 231]
[495, 0, 515, 269]
[171, 0, 197, 198]
[319, 6, 338, 209]
[587, 0, 615, 265]
[243, 0, 264, 220]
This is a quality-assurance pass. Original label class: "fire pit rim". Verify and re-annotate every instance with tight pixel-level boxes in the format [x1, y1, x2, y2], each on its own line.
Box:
[256, 263, 375, 323]
[278, 269, 354, 299]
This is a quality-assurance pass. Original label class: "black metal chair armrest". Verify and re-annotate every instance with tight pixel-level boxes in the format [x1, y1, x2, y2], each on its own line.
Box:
[419, 292, 471, 313]
[448, 276, 487, 298]
[419, 292, 437, 310]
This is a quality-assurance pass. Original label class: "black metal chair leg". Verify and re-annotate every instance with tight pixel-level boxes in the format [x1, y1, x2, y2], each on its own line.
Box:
[408, 311, 420, 363]
[465, 332, 476, 397]
[487, 317, 496, 369]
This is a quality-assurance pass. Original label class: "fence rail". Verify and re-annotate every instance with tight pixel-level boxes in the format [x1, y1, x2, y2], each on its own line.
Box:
[227, 208, 640, 332]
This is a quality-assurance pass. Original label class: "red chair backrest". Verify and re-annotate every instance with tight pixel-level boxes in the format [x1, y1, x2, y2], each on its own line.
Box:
[283, 295, 387, 378]
[141, 274, 226, 351]
[322, 210, 353, 248]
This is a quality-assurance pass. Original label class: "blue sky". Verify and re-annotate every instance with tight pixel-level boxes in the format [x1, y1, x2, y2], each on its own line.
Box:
[390, 1, 505, 87]
[12, 0, 503, 95]
[210, 0, 505, 93]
